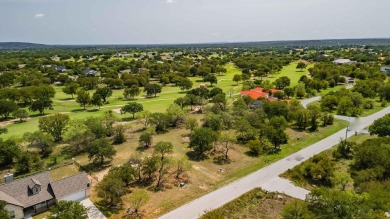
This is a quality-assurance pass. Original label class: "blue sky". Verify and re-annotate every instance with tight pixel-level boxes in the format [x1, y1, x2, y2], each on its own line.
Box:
[0, 0, 389, 44]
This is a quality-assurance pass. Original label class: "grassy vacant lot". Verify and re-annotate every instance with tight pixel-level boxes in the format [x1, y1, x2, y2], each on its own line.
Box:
[81, 119, 347, 218]
[200, 188, 296, 219]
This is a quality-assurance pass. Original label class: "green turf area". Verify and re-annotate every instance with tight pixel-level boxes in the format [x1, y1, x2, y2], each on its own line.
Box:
[32, 211, 51, 219]
[1, 63, 242, 139]
[359, 99, 386, 117]
[317, 84, 347, 96]
[266, 62, 313, 87]
[50, 164, 81, 181]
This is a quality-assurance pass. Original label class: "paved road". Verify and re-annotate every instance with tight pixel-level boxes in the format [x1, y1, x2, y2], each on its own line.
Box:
[301, 96, 321, 108]
[260, 177, 309, 200]
[160, 106, 390, 219]
[301, 84, 353, 109]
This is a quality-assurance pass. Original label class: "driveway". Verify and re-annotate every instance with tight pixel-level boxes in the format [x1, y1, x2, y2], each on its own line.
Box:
[259, 177, 309, 200]
[159, 106, 390, 219]
[80, 198, 106, 219]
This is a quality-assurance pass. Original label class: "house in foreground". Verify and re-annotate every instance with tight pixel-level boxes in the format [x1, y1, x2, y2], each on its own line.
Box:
[0, 172, 90, 219]
[240, 87, 281, 101]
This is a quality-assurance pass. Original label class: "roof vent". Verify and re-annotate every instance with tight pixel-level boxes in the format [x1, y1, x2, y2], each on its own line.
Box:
[4, 173, 14, 184]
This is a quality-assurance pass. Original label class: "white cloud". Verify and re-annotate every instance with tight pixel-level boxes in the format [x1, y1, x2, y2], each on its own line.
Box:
[166, 0, 175, 3]
[34, 13, 45, 18]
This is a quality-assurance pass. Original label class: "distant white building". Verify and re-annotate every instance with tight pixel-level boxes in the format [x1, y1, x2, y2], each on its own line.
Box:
[53, 65, 67, 72]
[380, 66, 390, 76]
[333, 58, 356, 65]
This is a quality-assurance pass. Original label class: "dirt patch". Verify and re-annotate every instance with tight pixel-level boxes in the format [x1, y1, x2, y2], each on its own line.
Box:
[297, 59, 310, 65]
[112, 108, 122, 114]
[181, 136, 190, 143]
[198, 184, 209, 190]
[94, 168, 110, 181]
[237, 195, 295, 219]
[0, 118, 31, 127]
[201, 188, 296, 219]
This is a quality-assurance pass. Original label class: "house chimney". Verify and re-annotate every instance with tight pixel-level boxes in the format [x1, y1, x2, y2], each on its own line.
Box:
[4, 173, 14, 184]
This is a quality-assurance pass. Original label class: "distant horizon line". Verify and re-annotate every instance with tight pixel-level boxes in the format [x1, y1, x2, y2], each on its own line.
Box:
[2, 37, 390, 46]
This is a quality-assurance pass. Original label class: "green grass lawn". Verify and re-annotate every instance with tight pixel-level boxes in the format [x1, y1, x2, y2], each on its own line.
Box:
[1, 63, 241, 140]
[317, 84, 347, 96]
[265, 62, 313, 87]
[359, 100, 386, 117]
[32, 211, 51, 219]
[50, 164, 81, 181]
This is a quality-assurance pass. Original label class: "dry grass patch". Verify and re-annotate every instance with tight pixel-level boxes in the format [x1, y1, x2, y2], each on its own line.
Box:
[201, 188, 296, 219]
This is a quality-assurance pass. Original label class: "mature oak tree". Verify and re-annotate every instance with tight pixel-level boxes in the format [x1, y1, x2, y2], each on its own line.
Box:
[38, 113, 70, 142]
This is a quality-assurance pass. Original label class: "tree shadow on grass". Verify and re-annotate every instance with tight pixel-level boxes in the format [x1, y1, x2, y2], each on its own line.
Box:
[267, 148, 282, 155]
[133, 127, 146, 133]
[81, 162, 112, 173]
[59, 98, 74, 101]
[136, 146, 149, 152]
[244, 150, 261, 158]
[121, 117, 136, 122]
[95, 200, 122, 218]
[13, 120, 27, 124]
[71, 109, 86, 113]
[151, 183, 173, 192]
[29, 113, 45, 118]
[133, 178, 154, 188]
[87, 109, 100, 112]
[186, 151, 208, 161]
[213, 155, 231, 165]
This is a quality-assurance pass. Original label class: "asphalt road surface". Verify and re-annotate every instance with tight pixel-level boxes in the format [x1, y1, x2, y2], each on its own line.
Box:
[160, 106, 390, 219]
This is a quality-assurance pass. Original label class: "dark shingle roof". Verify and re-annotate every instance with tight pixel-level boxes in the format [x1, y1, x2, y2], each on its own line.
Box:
[0, 191, 24, 207]
[83, 69, 98, 75]
[0, 172, 54, 208]
[50, 172, 90, 199]
[27, 178, 41, 190]
[0, 171, 90, 208]
[54, 66, 66, 71]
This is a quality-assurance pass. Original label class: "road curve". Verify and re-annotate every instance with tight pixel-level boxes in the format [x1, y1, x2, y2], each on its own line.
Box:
[159, 106, 390, 219]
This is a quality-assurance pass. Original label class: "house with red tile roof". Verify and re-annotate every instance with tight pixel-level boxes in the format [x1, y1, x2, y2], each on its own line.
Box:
[240, 87, 281, 101]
